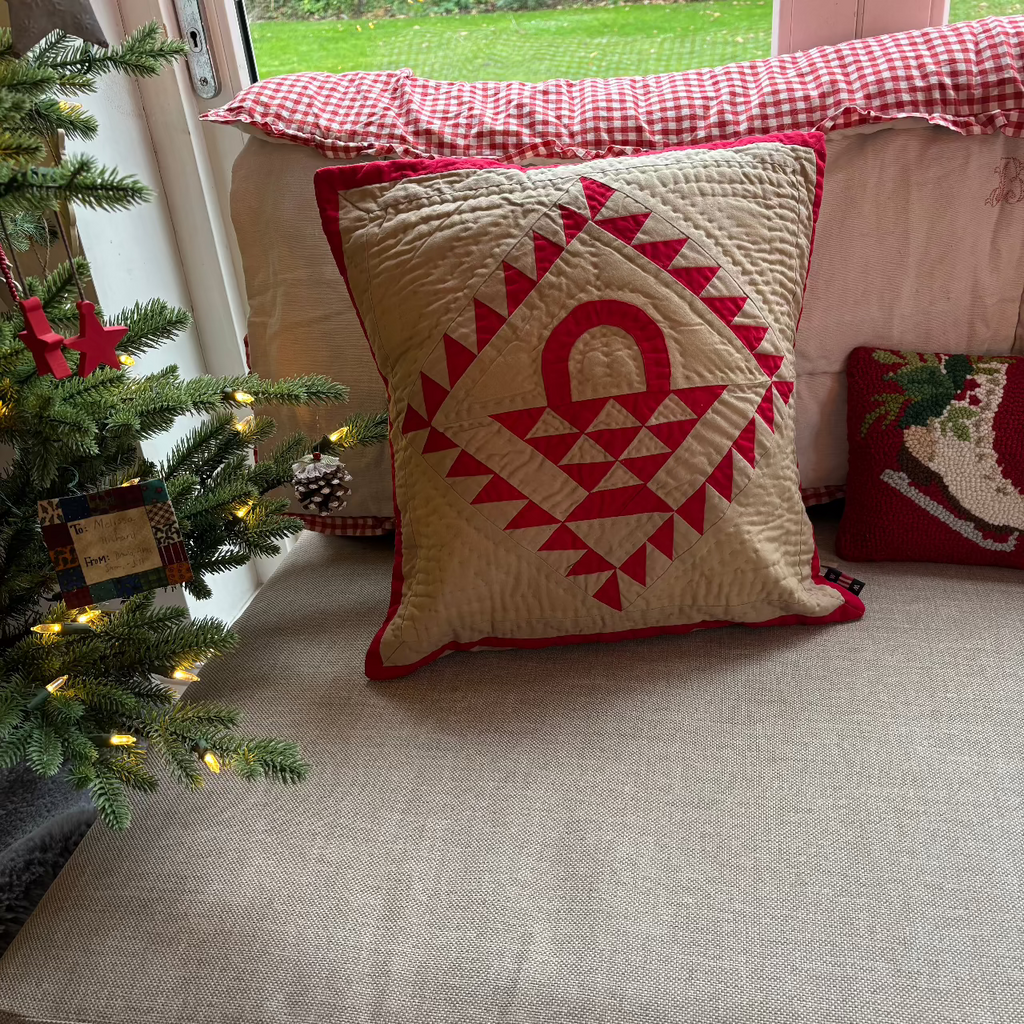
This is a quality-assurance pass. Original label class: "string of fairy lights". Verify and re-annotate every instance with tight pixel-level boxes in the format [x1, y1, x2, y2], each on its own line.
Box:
[22, 390, 255, 773]
[29, 613, 213, 764]
[23, 388, 358, 774]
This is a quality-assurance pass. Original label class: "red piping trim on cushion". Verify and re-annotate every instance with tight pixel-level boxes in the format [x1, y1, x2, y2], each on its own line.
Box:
[363, 587, 864, 680]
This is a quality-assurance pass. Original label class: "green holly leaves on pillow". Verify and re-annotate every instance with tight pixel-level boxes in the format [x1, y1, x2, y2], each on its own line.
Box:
[862, 350, 974, 435]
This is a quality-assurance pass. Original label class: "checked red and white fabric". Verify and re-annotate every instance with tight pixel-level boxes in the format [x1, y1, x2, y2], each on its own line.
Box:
[203, 17, 1024, 161]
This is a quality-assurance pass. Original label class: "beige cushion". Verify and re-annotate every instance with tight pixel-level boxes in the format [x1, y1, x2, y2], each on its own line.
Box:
[796, 122, 1024, 488]
[232, 123, 1024, 515]
[316, 139, 861, 678]
[1, 509, 1023, 1022]
[231, 142, 394, 522]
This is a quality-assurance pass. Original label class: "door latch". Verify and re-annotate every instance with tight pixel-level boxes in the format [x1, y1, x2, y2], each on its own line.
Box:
[172, 0, 220, 100]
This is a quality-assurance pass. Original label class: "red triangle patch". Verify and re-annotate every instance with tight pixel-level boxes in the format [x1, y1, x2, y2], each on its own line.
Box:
[505, 501, 561, 530]
[614, 390, 670, 425]
[580, 177, 615, 218]
[527, 431, 581, 464]
[503, 261, 536, 315]
[491, 406, 546, 439]
[444, 333, 476, 387]
[755, 388, 776, 432]
[620, 544, 647, 586]
[774, 380, 795, 405]
[539, 524, 589, 551]
[703, 295, 747, 324]
[646, 417, 698, 451]
[560, 205, 590, 246]
[567, 547, 616, 577]
[732, 323, 769, 352]
[588, 426, 643, 459]
[623, 488, 673, 516]
[596, 212, 651, 245]
[669, 265, 719, 294]
[733, 415, 757, 467]
[446, 450, 492, 477]
[567, 485, 645, 522]
[754, 352, 784, 379]
[401, 405, 430, 435]
[422, 427, 458, 454]
[593, 572, 622, 610]
[533, 231, 563, 279]
[621, 450, 673, 483]
[552, 397, 611, 432]
[650, 516, 676, 558]
[560, 461, 614, 491]
[633, 238, 687, 270]
[420, 373, 449, 421]
[707, 451, 734, 501]
[677, 486, 707, 536]
[471, 475, 526, 504]
[675, 385, 726, 418]
[474, 298, 506, 351]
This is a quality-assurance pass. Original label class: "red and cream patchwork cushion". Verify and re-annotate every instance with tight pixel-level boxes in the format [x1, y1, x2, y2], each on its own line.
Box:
[316, 134, 864, 678]
[837, 346, 1024, 567]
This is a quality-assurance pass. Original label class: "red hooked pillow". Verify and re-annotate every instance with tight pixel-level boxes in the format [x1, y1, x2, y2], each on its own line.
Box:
[316, 134, 865, 678]
[837, 346, 1024, 567]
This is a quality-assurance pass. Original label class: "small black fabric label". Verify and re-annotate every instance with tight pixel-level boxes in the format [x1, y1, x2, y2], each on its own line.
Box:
[822, 566, 865, 596]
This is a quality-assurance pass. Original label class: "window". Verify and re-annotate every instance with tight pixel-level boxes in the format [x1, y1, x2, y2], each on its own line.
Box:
[244, 0, 773, 83]
[948, 1, 1024, 21]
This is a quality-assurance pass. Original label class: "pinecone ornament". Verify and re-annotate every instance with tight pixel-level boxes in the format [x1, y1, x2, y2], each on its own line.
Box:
[293, 452, 352, 515]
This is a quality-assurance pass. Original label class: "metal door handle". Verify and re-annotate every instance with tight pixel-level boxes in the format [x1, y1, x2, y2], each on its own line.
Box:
[172, 0, 220, 100]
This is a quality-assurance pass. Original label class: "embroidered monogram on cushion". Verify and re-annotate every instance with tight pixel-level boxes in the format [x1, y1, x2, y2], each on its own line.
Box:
[838, 347, 1024, 567]
[316, 135, 864, 678]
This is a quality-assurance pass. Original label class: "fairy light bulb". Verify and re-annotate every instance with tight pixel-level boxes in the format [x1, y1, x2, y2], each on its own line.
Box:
[202, 751, 221, 773]
[109, 734, 136, 747]
[234, 502, 253, 519]
[46, 675, 68, 693]
[32, 620, 94, 635]
[231, 391, 254, 405]
[172, 669, 199, 683]
[76, 607, 102, 624]
[329, 425, 353, 446]
[120, 478, 140, 487]
[118, 353, 135, 367]
[233, 415, 254, 432]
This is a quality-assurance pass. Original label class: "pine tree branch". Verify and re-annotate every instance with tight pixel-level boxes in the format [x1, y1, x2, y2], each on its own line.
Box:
[32, 25, 189, 84]
[0, 156, 151, 214]
[24, 99, 100, 142]
[114, 299, 192, 356]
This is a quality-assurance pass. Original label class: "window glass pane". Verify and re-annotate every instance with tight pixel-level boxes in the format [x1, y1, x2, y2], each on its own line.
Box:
[246, 0, 772, 82]
[948, 1, 1024, 20]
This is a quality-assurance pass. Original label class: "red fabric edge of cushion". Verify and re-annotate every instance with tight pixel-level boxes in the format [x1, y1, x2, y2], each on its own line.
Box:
[314, 132, 863, 681]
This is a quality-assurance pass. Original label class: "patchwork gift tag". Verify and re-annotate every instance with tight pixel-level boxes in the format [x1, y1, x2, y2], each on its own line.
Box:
[37, 479, 192, 609]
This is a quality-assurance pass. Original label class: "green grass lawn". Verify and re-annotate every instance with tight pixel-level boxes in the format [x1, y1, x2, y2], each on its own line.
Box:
[250, 0, 1024, 82]
[251, 1, 772, 81]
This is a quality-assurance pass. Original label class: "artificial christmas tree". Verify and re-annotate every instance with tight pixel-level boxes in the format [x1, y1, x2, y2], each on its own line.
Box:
[0, 23, 386, 828]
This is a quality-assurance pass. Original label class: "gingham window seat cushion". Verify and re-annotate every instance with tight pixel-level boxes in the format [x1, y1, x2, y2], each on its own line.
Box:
[202, 16, 1024, 160]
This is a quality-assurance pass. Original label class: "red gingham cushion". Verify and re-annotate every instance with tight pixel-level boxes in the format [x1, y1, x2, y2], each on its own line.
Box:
[203, 17, 1024, 160]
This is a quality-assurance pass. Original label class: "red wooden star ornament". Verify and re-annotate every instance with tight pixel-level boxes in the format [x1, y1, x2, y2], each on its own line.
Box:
[18, 297, 71, 379]
[64, 301, 129, 377]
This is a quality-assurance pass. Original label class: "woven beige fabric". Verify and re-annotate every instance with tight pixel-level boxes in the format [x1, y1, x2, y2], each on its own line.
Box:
[1, 511, 1023, 1023]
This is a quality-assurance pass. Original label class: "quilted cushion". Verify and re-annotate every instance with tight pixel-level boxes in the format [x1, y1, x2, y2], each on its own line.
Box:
[837, 346, 1024, 567]
[315, 134, 863, 678]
